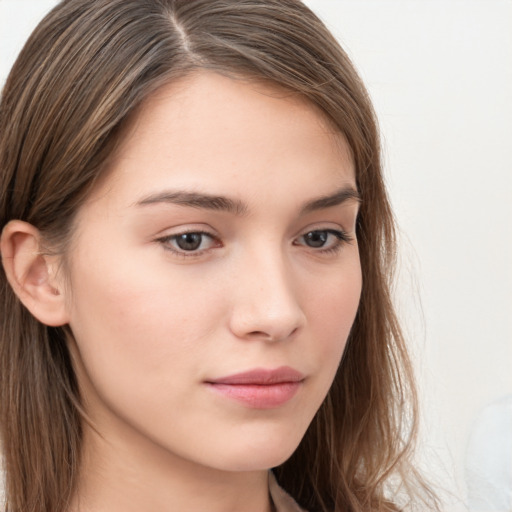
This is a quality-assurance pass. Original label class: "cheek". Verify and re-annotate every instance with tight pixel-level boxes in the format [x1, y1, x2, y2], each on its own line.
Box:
[305, 258, 362, 370]
[66, 252, 223, 396]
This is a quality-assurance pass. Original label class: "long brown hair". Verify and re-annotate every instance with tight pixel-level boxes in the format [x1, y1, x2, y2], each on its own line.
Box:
[0, 1, 437, 510]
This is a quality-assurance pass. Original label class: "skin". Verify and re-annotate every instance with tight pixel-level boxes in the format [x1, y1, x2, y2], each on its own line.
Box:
[3, 72, 362, 512]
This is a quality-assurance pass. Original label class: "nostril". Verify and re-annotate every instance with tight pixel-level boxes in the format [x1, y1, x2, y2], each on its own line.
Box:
[248, 331, 266, 337]
[246, 326, 300, 342]
[247, 330, 274, 340]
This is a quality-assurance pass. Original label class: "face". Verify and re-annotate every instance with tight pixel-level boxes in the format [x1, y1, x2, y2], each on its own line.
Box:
[64, 72, 361, 473]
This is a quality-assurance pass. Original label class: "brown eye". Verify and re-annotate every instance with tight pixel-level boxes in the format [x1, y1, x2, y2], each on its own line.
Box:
[295, 229, 352, 254]
[175, 233, 204, 251]
[303, 230, 329, 248]
[158, 231, 220, 256]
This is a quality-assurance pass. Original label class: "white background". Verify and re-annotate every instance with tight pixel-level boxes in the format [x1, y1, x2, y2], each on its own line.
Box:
[1, 1, 511, 510]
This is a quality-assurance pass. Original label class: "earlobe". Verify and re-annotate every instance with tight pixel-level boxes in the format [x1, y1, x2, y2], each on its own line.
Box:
[0, 220, 69, 326]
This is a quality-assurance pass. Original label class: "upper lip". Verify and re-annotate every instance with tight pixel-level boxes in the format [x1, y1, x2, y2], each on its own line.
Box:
[206, 366, 305, 385]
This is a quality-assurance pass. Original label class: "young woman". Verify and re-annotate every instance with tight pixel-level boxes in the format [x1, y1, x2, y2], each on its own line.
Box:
[0, 1, 438, 511]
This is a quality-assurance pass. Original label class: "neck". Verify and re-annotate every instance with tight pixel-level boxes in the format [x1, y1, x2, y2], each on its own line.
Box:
[69, 421, 273, 512]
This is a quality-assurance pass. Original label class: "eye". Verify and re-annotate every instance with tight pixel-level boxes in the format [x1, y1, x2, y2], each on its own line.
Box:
[295, 229, 352, 253]
[157, 231, 220, 256]
[174, 232, 205, 251]
[303, 230, 330, 248]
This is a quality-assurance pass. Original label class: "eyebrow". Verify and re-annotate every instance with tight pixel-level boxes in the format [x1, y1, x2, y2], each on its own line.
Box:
[136, 186, 360, 215]
[300, 187, 361, 214]
[136, 190, 248, 216]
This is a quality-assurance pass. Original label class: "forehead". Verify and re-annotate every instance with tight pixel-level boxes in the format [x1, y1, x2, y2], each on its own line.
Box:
[119, 71, 352, 165]
[87, 71, 355, 211]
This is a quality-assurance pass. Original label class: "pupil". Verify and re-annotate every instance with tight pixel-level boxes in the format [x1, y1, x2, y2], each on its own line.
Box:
[305, 231, 327, 248]
[177, 233, 202, 251]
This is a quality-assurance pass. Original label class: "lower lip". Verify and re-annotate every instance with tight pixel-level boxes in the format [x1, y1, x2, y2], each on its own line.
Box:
[206, 382, 301, 408]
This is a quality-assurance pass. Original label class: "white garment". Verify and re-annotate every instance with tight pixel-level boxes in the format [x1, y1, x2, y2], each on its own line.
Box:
[269, 472, 308, 512]
[465, 395, 512, 511]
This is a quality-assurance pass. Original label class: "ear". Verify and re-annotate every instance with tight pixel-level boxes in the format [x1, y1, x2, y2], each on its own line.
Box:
[1, 220, 69, 326]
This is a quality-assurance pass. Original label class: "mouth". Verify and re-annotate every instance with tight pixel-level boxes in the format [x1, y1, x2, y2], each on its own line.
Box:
[205, 366, 305, 409]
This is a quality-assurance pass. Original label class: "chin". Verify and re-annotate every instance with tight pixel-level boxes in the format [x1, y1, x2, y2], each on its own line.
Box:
[210, 430, 305, 472]
[216, 452, 296, 473]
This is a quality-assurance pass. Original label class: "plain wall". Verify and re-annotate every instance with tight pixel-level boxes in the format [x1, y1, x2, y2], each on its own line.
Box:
[1, 1, 511, 510]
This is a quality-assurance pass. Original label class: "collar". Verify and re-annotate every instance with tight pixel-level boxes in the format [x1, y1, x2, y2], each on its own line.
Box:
[268, 471, 308, 512]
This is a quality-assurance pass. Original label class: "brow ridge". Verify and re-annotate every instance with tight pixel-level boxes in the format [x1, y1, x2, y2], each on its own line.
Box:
[137, 191, 248, 216]
[300, 187, 361, 214]
[136, 186, 360, 216]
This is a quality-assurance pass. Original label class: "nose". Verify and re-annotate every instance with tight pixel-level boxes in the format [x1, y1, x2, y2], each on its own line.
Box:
[228, 251, 306, 343]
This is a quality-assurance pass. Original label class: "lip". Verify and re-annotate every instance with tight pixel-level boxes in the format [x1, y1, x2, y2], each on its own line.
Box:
[205, 366, 304, 409]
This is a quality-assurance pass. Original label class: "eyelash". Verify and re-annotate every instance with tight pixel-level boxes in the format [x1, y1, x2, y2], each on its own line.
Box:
[294, 229, 353, 255]
[156, 228, 353, 259]
[156, 230, 220, 259]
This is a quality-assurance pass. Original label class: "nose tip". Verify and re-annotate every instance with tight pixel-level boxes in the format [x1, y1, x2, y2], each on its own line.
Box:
[230, 307, 305, 343]
[228, 270, 306, 343]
